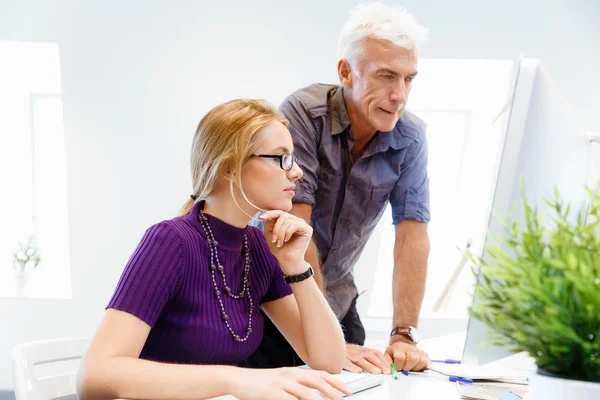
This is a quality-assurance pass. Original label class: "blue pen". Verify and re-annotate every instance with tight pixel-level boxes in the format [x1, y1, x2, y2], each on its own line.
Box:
[401, 371, 473, 385]
[431, 359, 462, 364]
[448, 376, 473, 384]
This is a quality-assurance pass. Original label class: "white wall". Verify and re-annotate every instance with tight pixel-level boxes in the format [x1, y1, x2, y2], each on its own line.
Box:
[0, 0, 598, 389]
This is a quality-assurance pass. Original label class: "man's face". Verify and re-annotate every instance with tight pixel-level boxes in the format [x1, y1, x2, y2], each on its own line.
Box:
[345, 38, 418, 133]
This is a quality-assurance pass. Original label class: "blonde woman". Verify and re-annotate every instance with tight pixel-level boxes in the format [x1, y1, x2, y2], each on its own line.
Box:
[77, 99, 350, 400]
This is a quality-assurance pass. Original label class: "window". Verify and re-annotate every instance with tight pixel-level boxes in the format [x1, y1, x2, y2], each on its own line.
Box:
[355, 59, 515, 329]
[0, 41, 71, 298]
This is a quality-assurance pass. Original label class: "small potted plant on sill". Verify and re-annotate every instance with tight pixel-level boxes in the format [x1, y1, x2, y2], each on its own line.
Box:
[470, 187, 600, 399]
[12, 234, 41, 296]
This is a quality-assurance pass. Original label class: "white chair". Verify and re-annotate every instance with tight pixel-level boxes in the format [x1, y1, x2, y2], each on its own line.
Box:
[11, 337, 90, 400]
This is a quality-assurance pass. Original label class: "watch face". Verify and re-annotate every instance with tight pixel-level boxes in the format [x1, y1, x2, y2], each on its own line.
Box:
[409, 326, 420, 344]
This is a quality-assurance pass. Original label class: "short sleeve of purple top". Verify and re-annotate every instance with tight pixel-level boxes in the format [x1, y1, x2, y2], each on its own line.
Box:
[106, 201, 293, 365]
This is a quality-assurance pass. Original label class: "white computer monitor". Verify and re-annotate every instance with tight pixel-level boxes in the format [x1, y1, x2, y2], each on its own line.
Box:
[462, 57, 589, 365]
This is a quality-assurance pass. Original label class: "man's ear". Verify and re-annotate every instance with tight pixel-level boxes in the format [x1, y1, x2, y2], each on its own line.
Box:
[337, 59, 354, 89]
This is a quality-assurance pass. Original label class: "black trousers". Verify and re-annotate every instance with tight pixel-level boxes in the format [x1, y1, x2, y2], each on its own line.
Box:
[241, 295, 365, 368]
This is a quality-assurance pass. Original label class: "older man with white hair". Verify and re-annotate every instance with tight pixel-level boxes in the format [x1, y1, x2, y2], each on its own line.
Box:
[245, 3, 432, 374]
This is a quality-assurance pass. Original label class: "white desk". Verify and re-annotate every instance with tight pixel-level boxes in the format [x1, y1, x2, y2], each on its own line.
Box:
[336, 373, 461, 399]
[211, 373, 461, 400]
[214, 332, 466, 399]
[343, 331, 466, 398]
[347, 332, 534, 399]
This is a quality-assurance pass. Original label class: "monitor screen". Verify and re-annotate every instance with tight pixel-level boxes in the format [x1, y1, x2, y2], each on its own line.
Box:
[462, 57, 588, 365]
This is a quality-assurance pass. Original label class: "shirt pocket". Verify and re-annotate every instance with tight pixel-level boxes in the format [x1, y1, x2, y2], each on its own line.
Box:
[363, 185, 393, 226]
[314, 168, 341, 217]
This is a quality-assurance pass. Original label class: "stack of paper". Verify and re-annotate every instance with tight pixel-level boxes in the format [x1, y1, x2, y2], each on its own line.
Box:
[429, 363, 531, 384]
[427, 355, 534, 399]
[457, 381, 528, 400]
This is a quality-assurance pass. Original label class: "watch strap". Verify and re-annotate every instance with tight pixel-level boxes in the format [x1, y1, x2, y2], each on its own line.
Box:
[284, 264, 314, 284]
[390, 327, 417, 344]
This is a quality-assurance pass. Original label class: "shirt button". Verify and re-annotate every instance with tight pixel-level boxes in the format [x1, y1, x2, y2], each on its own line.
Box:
[348, 184, 355, 190]
[410, 188, 417, 195]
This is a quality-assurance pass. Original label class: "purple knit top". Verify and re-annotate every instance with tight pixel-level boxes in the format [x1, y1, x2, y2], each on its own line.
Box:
[107, 201, 293, 365]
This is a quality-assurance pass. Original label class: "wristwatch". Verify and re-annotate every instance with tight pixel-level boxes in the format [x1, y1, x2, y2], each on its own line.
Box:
[390, 326, 420, 344]
[284, 263, 314, 284]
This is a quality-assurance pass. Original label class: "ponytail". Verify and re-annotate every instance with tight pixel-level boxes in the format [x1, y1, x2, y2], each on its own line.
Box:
[179, 195, 197, 216]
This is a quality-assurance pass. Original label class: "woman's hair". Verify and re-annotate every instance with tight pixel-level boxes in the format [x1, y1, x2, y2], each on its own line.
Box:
[180, 99, 289, 215]
[338, 2, 427, 69]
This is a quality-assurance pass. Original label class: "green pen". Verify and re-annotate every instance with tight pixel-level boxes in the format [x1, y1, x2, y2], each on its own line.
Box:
[391, 362, 399, 380]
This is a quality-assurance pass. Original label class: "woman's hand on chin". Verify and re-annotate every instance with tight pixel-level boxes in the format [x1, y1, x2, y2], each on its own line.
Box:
[260, 210, 312, 274]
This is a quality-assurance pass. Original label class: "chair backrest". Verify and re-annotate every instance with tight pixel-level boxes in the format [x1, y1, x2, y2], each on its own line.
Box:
[11, 337, 90, 400]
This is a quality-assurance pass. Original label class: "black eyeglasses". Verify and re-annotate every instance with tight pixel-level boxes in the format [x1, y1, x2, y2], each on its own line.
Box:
[251, 154, 298, 171]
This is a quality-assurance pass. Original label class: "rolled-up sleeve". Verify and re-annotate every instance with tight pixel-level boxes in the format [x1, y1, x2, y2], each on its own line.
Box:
[390, 135, 431, 225]
[279, 98, 319, 207]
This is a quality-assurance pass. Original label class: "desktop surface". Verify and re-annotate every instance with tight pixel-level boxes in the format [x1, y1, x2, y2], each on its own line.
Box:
[212, 332, 466, 399]
[210, 373, 461, 400]
[343, 374, 461, 399]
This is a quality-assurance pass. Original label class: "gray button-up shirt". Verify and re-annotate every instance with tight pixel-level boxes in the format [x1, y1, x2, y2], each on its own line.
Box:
[280, 83, 431, 319]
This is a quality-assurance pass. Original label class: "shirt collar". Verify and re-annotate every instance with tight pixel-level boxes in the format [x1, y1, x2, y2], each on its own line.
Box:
[330, 86, 351, 136]
[369, 118, 414, 154]
[366, 116, 417, 157]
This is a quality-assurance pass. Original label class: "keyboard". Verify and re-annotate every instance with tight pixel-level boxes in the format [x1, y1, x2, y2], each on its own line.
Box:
[334, 372, 386, 396]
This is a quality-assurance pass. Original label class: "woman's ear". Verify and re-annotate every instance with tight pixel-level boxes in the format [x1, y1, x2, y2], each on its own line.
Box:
[226, 170, 236, 182]
[221, 165, 234, 181]
[210, 169, 234, 195]
[223, 169, 241, 190]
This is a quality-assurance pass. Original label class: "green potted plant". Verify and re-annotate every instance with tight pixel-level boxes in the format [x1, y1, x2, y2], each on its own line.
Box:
[471, 187, 600, 399]
[12, 234, 41, 296]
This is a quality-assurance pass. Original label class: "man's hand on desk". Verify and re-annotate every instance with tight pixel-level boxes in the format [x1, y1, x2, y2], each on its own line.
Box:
[343, 341, 431, 375]
[343, 344, 392, 375]
[385, 336, 431, 372]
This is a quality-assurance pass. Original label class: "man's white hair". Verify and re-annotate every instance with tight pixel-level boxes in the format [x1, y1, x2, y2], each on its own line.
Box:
[338, 2, 427, 67]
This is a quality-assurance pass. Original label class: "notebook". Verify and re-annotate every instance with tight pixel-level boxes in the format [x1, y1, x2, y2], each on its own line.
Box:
[428, 363, 531, 384]
[430, 351, 535, 385]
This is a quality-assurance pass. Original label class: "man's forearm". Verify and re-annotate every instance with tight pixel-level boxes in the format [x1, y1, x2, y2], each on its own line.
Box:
[392, 236, 430, 329]
[287, 203, 325, 291]
[305, 239, 325, 290]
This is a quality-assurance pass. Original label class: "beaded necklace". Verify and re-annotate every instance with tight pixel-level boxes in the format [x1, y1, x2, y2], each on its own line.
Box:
[198, 210, 254, 342]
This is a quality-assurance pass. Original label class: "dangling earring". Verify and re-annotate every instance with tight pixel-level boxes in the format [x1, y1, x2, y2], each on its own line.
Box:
[229, 178, 265, 223]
